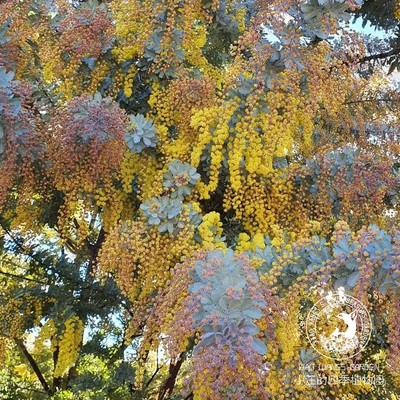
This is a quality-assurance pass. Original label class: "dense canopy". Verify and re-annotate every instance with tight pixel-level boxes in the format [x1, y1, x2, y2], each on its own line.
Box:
[0, 0, 400, 399]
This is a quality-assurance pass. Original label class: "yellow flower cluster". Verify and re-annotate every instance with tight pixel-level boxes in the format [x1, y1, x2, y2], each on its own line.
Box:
[188, 67, 315, 208]
[349, 380, 373, 395]
[123, 65, 136, 98]
[223, 172, 293, 236]
[236, 232, 265, 252]
[121, 151, 164, 200]
[190, 107, 219, 166]
[0, 292, 43, 339]
[101, 189, 127, 232]
[0, 337, 10, 366]
[110, 0, 152, 62]
[191, 102, 237, 198]
[192, 356, 263, 400]
[396, 1, 400, 19]
[149, 76, 217, 164]
[10, 199, 42, 234]
[192, 25, 207, 48]
[105, 68, 124, 98]
[234, 8, 246, 33]
[57, 195, 90, 246]
[148, 83, 171, 125]
[120, 151, 138, 194]
[57, 59, 83, 100]
[98, 220, 197, 304]
[36, 317, 83, 379]
[276, 298, 301, 364]
[38, 29, 63, 84]
[36, 319, 58, 352]
[86, 60, 110, 94]
[54, 316, 84, 378]
[181, 21, 221, 81]
[14, 362, 36, 381]
[265, 291, 322, 398]
[198, 211, 226, 249]
[100, 222, 199, 370]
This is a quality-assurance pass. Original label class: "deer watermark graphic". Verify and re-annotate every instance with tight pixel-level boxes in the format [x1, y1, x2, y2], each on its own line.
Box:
[305, 288, 372, 360]
[320, 310, 359, 355]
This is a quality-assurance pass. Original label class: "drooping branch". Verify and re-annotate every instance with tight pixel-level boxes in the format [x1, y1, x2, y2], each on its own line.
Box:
[15, 338, 52, 395]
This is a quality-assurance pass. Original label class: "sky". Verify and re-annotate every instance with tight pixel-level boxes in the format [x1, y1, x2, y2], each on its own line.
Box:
[350, 17, 390, 39]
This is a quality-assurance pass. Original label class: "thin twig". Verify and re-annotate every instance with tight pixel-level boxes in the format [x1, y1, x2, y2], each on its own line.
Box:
[146, 348, 163, 388]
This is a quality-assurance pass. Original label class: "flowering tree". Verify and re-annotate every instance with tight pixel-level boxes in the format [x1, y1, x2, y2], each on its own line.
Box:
[0, 0, 400, 399]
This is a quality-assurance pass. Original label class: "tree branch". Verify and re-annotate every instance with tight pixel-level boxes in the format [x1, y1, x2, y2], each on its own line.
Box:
[87, 227, 105, 278]
[15, 338, 52, 395]
[0, 225, 44, 267]
[52, 344, 62, 392]
[158, 354, 185, 400]
[344, 98, 400, 105]
[146, 347, 163, 388]
[0, 269, 47, 284]
[360, 47, 400, 63]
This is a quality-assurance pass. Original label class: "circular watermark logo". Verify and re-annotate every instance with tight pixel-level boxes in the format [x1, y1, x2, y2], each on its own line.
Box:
[305, 288, 372, 360]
